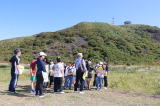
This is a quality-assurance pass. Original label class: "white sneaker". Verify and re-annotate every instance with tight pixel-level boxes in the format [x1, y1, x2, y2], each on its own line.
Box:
[60, 91, 65, 94]
[39, 95, 45, 98]
[79, 91, 85, 94]
[104, 87, 108, 89]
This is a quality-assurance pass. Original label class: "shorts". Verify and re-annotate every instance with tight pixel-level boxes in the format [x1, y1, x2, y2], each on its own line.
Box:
[30, 76, 37, 82]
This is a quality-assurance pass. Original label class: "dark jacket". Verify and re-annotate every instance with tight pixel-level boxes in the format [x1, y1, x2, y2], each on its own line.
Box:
[36, 58, 46, 74]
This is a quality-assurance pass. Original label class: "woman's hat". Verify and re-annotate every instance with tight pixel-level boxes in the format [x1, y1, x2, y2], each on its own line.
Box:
[39, 52, 47, 56]
[77, 53, 83, 57]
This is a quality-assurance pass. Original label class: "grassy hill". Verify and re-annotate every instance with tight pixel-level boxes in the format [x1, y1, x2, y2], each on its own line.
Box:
[0, 22, 160, 64]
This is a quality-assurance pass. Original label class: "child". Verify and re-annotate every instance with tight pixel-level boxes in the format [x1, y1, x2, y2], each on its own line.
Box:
[53, 57, 64, 93]
[64, 63, 76, 89]
[96, 62, 105, 90]
[49, 61, 54, 88]
[93, 62, 99, 87]
[30, 58, 37, 94]
[43, 58, 50, 92]
[86, 61, 94, 90]
[64, 63, 70, 89]
[72, 63, 77, 85]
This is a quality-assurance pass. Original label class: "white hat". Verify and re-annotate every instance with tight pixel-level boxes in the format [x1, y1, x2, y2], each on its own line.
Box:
[99, 62, 103, 65]
[77, 53, 83, 57]
[39, 52, 47, 57]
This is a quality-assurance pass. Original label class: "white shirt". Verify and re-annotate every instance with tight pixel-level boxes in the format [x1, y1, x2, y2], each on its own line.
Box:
[49, 64, 54, 76]
[45, 65, 49, 73]
[72, 66, 77, 76]
[53, 63, 64, 77]
[15, 56, 20, 74]
[49, 64, 54, 70]
[65, 66, 76, 76]
[75, 58, 87, 71]
[64, 66, 69, 77]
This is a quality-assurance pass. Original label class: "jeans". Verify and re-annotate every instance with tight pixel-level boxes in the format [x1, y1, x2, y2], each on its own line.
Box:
[9, 73, 18, 92]
[96, 76, 103, 90]
[54, 77, 63, 92]
[64, 75, 73, 89]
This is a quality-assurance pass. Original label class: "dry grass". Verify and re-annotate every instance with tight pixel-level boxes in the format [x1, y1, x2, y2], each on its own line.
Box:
[0, 64, 160, 105]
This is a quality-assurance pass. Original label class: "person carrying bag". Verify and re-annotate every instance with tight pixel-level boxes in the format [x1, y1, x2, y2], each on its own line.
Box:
[35, 52, 47, 98]
[74, 53, 87, 94]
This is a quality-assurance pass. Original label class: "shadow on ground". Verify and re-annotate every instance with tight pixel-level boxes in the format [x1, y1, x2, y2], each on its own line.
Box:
[0, 85, 32, 97]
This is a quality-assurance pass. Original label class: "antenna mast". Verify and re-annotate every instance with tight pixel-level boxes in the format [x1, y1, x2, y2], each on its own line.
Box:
[112, 17, 115, 24]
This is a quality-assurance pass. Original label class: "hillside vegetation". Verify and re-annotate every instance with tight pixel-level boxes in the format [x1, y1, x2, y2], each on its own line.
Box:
[0, 22, 160, 64]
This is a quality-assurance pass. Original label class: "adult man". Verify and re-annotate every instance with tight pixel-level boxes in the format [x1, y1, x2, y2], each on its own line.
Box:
[8, 48, 21, 94]
[74, 53, 87, 94]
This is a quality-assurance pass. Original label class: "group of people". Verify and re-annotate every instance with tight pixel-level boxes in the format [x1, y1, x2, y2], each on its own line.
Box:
[8, 48, 109, 98]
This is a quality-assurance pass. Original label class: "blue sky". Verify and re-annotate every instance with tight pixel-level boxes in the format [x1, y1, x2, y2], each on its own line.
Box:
[0, 0, 159, 40]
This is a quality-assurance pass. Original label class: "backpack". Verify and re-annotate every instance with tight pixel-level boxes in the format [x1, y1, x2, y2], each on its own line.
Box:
[79, 59, 87, 72]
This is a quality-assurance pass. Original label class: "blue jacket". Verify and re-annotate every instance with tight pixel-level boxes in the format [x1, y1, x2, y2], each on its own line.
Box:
[36, 58, 46, 74]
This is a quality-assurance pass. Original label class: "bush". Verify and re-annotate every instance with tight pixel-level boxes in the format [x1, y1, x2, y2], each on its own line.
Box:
[64, 37, 76, 43]
[46, 40, 54, 45]
[1, 22, 160, 64]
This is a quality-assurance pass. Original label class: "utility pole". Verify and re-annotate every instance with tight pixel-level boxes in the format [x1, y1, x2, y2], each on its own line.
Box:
[112, 17, 115, 24]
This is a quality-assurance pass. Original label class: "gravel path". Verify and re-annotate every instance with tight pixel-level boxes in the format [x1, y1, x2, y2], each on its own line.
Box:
[0, 81, 160, 106]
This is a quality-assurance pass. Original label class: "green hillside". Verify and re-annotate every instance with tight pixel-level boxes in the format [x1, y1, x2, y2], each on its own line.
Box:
[0, 22, 160, 64]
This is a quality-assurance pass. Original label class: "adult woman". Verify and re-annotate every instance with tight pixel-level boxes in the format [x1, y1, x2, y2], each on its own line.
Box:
[35, 52, 47, 97]
[53, 57, 64, 93]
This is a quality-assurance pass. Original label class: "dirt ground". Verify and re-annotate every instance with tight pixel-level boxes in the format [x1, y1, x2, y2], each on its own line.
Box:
[0, 81, 160, 106]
